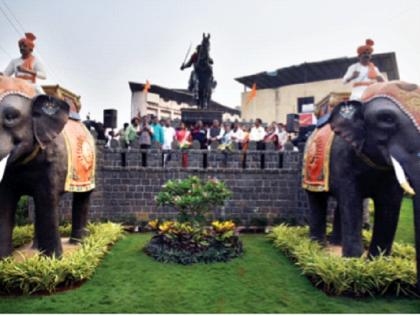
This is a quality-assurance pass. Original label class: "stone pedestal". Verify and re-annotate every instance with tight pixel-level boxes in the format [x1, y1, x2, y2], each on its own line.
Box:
[181, 108, 223, 127]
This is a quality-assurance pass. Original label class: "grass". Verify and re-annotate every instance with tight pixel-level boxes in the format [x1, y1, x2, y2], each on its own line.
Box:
[0, 199, 418, 313]
[395, 198, 415, 244]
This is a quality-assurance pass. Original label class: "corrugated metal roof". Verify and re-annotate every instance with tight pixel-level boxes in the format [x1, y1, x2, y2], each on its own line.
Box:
[235, 52, 399, 89]
[129, 82, 240, 116]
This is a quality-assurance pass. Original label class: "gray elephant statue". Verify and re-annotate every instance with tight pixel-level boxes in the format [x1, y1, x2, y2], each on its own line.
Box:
[303, 81, 420, 291]
[0, 76, 95, 258]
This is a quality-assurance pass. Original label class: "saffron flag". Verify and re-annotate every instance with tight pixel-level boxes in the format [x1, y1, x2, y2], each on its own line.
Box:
[144, 80, 151, 93]
[246, 83, 257, 105]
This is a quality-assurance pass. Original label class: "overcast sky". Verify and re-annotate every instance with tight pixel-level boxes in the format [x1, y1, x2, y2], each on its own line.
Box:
[1, 0, 420, 127]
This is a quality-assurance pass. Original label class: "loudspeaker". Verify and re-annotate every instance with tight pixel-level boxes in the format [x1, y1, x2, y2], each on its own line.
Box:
[286, 113, 299, 133]
[104, 109, 117, 129]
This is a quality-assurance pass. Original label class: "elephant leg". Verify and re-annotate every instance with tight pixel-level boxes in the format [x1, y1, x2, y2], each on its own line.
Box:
[329, 204, 342, 245]
[0, 188, 19, 258]
[33, 193, 63, 257]
[70, 191, 92, 244]
[339, 190, 364, 257]
[307, 192, 328, 244]
[369, 185, 403, 257]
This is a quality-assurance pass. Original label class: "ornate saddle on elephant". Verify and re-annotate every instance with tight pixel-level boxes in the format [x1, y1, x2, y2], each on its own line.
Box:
[302, 124, 335, 192]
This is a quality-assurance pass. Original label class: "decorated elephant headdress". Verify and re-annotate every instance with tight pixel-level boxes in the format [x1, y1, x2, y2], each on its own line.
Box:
[362, 81, 420, 132]
[0, 76, 37, 101]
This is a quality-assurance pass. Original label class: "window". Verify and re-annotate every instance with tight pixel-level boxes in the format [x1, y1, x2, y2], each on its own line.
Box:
[297, 96, 314, 113]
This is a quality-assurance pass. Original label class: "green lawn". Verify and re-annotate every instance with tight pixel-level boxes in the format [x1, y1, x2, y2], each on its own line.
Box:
[0, 199, 419, 313]
[395, 198, 415, 244]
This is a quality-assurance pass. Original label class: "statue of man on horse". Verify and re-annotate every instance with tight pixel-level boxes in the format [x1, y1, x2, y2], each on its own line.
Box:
[180, 33, 217, 109]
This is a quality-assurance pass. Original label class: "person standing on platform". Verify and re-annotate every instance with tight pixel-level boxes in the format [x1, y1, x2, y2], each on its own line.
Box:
[250, 118, 267, 169]
[162, 119, 176, 167]
[1, 33, 47, 94]
[138, 116, 154, 167]
[207, 119, 224, 149]
[176, 122, 191, 167]
[151, 115, 164, 148]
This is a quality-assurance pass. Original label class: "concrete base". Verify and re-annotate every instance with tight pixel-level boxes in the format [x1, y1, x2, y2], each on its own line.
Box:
[181, 108, 223, 127]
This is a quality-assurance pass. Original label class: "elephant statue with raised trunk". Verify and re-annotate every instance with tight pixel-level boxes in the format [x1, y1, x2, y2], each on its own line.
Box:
[0, 76, 96, 258]
[303, 81, 420, 291]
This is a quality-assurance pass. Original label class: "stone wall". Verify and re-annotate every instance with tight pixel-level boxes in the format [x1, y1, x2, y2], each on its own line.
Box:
[55, 141, 309, 225]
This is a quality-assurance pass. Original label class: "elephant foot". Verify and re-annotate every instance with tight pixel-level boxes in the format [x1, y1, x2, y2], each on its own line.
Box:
[342, 244, 364, 257]
[328, 234, 342, 245]
[39, 245, 63, 259]
[0, 246, 13, 259]
[70, 228, 87, 244]
[31, 238, 38, 249]
[310, 234, 327, 246]
[69, 237, 82, 244]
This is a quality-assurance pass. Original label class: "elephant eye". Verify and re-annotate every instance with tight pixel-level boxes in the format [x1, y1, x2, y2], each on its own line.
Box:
[3, 107, 21, 127]
[377, 112, 396, 126]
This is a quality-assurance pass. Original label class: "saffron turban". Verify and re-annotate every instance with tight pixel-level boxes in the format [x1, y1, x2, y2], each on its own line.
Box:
[357, 39, 374, 56]
[18, 32, 36, 49]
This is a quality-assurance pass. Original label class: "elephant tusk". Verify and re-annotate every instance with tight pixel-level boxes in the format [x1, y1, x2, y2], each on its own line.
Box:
[0, 154, 10, 183]
[390, 155, 416, 196]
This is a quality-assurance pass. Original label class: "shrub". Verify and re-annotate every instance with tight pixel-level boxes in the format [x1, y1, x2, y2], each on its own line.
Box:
[144, 220, 243, 264]
[268, 225, 417, 297]
[15, 196, 30, 226]
[155, 176, 232, 226]
[1, 222, 124, 295]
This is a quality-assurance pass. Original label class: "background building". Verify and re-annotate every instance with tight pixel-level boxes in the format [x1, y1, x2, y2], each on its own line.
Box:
[235, 52, 399, 123]
[129, 82, 241, 121]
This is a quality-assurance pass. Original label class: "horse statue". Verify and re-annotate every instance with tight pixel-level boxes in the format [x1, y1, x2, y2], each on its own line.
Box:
[195, 33, 215, 109]
[181, 33, 216, 110]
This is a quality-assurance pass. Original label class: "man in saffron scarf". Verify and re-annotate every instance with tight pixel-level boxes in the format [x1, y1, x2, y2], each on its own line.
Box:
[1, 33, 47, 94]
[343, 39, 385, 101]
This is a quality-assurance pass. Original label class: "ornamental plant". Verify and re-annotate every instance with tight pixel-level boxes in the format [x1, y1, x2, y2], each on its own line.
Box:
[155, 176, 232, 226]
[2, 223, 124, 295]
[145, 219, 242, 264]
[268, 224, 417, 297]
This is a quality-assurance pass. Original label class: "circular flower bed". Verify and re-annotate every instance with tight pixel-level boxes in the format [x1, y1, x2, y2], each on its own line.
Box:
[145, 220, 243, 264]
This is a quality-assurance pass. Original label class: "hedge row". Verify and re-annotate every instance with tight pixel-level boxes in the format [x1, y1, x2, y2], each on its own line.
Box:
[268, 225, 417, 297]
[1, 223, 124, 295]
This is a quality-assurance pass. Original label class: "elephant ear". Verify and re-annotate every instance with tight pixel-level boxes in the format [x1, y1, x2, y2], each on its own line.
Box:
[31, 95, 70, 149]
[330, 100, 365, 151]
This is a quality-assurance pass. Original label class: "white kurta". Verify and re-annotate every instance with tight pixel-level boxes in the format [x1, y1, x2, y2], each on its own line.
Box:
[3, 56, 47, 94]
[342, 62, 383, 101]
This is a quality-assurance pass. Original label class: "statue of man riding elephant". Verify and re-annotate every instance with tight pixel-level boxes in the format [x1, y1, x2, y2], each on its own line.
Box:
[302, 80, 420, 292]
[0, 76, 96, 258]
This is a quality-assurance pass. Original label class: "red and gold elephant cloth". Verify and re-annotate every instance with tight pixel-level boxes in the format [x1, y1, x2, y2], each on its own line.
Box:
[62, 119, 96, 192]
[302, 124, 335, 192]
[362, 81, 420, 131]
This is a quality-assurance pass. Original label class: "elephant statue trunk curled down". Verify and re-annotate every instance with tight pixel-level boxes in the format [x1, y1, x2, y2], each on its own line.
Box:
[0, 76, 95, 258]
[303, 81, 420, 291]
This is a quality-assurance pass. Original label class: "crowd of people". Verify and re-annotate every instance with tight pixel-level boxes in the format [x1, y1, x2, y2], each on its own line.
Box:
[110, 115, 295, 153]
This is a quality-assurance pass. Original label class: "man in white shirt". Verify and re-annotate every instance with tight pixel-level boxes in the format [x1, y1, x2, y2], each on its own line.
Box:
[162, 119, 176, 167]
[230, 122, 244, 149]
[250, 118, 266, 168]
[249, 118, 266, 143]
[1, 33, 47, 94]
[342, 39, 385, 101]
[277, 123, 288, 152]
